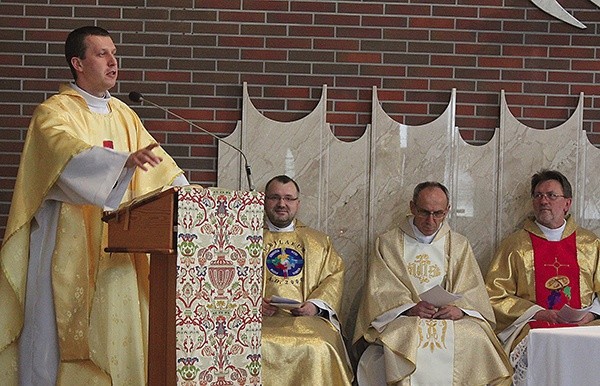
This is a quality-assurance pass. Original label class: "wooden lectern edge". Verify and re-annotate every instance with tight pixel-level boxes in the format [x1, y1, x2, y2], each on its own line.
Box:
[101, 185, 180, 222]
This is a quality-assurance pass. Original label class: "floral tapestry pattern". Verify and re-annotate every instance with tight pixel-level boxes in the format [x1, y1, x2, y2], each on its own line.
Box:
[176, 187, 264, 385]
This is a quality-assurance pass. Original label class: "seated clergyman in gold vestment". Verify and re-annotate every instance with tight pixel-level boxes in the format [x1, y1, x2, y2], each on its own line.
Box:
[260, 175, 353, 386]
[0, 26, 187, 385]
[353, 182, 511, 386]
[486, 170, 600, 355]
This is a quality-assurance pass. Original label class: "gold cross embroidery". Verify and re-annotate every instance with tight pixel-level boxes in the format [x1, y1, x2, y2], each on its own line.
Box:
[544, 256, 570, 276]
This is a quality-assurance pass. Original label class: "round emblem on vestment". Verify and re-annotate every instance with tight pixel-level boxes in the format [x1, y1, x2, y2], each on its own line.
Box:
[266, 247, 304, 278]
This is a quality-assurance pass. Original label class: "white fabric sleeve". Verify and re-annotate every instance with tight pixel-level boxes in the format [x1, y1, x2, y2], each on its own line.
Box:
[172, 173, 189, 187]
[461, 308, 484, 320]
[589, 296, 600, 317]
[371, 304, 416, 333]
[498, 305, 544, 346]
[307, 299, 341, 331]
[49, 147, 131, 210]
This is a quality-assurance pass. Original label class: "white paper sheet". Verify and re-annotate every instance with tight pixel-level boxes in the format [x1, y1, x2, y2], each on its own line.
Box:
[270, 295, 302, 309]
[557, 304, 592, 323]
[419, 285, 462, 307]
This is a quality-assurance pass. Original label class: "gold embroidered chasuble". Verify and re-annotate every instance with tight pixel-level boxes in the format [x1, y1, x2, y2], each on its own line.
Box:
[353, 217, 511, 385]
[0, 84, 183, 384]
[261, 220, 353, 386]
[486, 215, 600, 350]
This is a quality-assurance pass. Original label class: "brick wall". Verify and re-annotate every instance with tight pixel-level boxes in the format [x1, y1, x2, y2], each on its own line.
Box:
[1, 0, 600, 240]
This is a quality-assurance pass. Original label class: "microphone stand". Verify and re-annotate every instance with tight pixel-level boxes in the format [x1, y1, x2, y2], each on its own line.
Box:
[129, 92, 255, 191]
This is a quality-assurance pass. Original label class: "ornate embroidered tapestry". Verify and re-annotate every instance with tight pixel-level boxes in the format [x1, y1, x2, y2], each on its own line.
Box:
[176, 187, 264, 385]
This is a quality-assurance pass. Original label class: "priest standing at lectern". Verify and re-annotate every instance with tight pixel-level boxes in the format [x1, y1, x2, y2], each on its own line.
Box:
[0, 26, 187, 385]
[260, 175, 353, 386]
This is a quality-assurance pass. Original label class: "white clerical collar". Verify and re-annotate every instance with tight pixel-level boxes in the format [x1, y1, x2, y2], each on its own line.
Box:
[410, 217, 439, 244]
[266, 218, 295, 233]
[535, 219, 566, 242]
[70, 82, 111, 114]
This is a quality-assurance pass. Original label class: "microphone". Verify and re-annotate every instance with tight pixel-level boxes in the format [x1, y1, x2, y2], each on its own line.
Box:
[128, 91, 255, 191]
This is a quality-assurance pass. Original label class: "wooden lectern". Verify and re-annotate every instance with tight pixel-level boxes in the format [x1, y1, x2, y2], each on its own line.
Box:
[103, 187, 179, 385]
[102, 186, 264, 386]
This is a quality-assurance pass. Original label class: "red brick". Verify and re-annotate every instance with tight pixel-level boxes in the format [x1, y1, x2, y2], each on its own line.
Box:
[431, 79, 476, 92]
[313, 38, 359, 50]
[430, 30, 476, 42]
[219, 36, 264, 48]
[193, 23, 238, 35]
[362, 15, 407, 28]
[243, 1, 288, 11]
[220, 11, 264, 23]
[243, 49, 287, 61]
[314, 14, 361, 26]
[459, 129, 474, 141]
[524, 58, 569, 70]
[190, 145, 217, 157]
[291, 2, 336, 13]
[242, 24, 287, 36]
[266, 37, 311, 49]
[25, 5, 72, 17]
[410, 17, 454, 29]
[549, 71, 593, 84]
[385, 4, 432, 16]
[479, 56, 524, 69]
[550, 46, 595, 58]
[337, 27, 381, 39]
[361, 64, 406, 77]
[332, 125, 366, 140]
[431, 54, 476, 67]
[336, 52, 381, 64]
[264, 87, 311, 99]
[289, 25, 334, 38]
[289, 50, 335, 63]
[407, 66, 453, 78]
[0, 4, 25, 15]
[0, 16, 46, 28]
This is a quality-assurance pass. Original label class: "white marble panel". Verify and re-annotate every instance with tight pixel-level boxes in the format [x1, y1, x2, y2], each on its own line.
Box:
[219, 82, 328, 228]
[325, 126, 370, 337]
[369, 88, 455, 245]
[497, 91, 580, 242]
[577, 120, 600, 235]
[454, 131, 499, 272]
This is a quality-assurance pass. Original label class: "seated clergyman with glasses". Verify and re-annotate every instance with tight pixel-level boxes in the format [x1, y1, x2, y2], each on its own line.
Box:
[260, 174, 353, 386]
[486, 170, 600, 355]
[353, 181, 511, 385]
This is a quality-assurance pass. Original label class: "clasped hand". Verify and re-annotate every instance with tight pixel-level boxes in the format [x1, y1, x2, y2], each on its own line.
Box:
[406, 301, 464, 320]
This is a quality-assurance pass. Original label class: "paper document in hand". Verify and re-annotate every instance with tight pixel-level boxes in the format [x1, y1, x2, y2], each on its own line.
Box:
[557, 304, 592, 323]
[270, 295, 302, 309]
[419, 285, 462, 308]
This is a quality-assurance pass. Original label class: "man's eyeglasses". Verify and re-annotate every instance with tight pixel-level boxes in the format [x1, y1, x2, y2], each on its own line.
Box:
[414, 207, 447, 219]
[532, 192, 565, 201]
[266, 195, 299, 203]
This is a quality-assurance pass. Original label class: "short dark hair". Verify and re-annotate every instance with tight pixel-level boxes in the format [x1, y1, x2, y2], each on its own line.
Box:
[412, 181, 450, 205]
[65, 26, 111, 80]
[531, 169, 572, 198]
[265, 175, 300, 194]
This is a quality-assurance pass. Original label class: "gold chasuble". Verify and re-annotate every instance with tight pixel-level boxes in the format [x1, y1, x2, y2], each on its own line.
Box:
[354, 218, 511, 386]
[261, 220, 353, 386]
[0, 84, 183, 385]
[486, 216, 600, 350]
